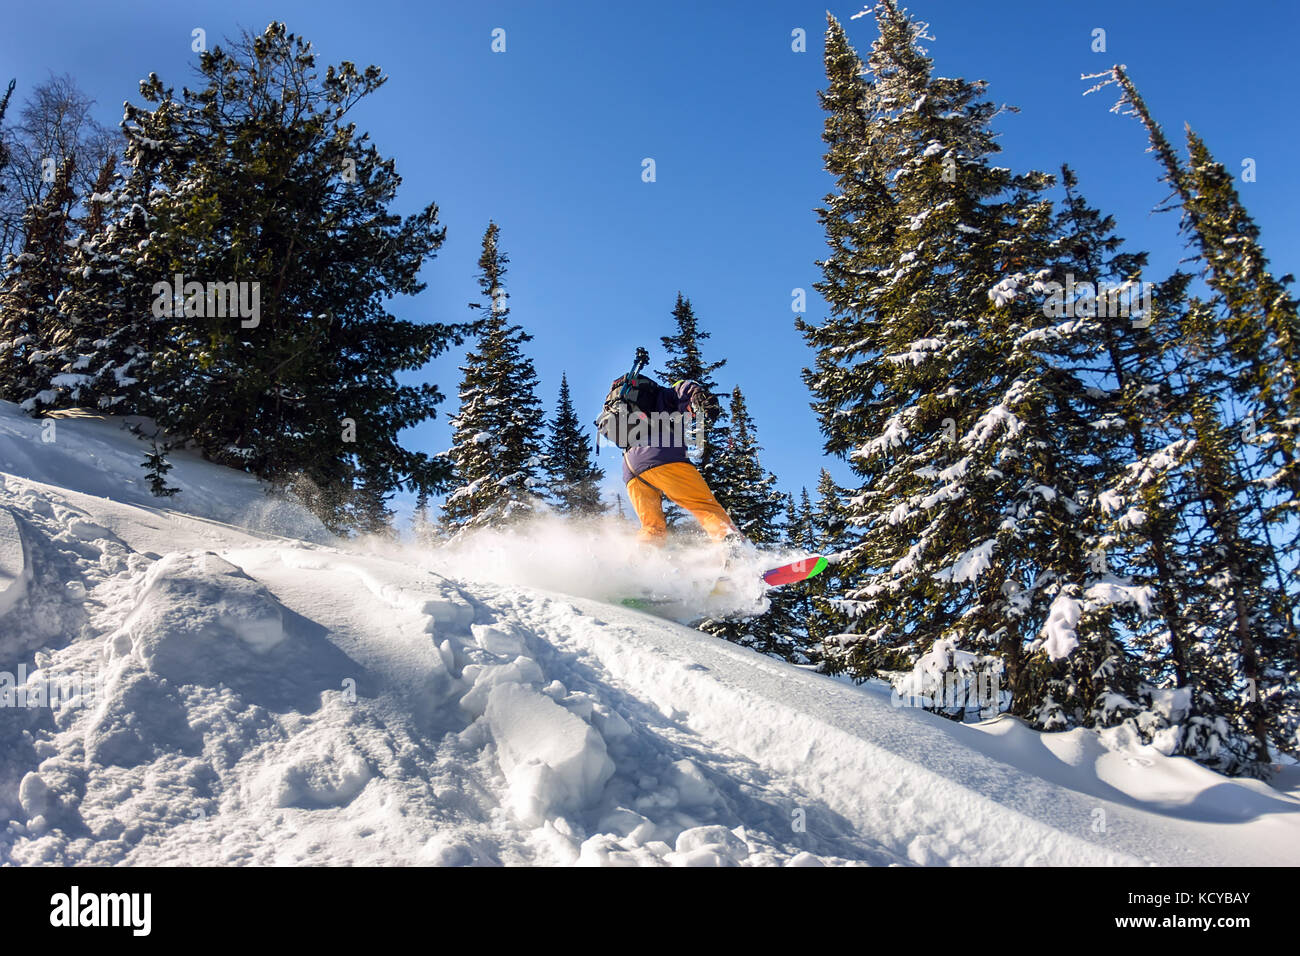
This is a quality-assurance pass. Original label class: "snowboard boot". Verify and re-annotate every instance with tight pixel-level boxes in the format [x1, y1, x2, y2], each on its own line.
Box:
[720, 531, 757, 571]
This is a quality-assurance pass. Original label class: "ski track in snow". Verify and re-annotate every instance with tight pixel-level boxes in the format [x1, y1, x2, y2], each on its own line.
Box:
[1, 404, 1298, 866]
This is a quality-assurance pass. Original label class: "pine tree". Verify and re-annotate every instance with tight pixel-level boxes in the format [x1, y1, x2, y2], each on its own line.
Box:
[807, 469, 862, 674]
[800, 7, 1136, 727]
[1180, 130, 1300, 541]
[545, 373, 606, 516]
[791, 484, 831, 657]
[0, 79, 13, 192]
[779, 492, 819, 654]
[142, 437, 180, 498]
[29, 155, 118, 411]
[767, 490, 833, 666]
[778, 471, 863, 675]
[411, 487, 437, 545]
[701, 493, 805, 662]
[55, 97, 173, 416]
[709, 387, 783, 542]
[812, 469, 854, 557]
[658, 292, 727, 490]
[64, 24, 465, 532]
[1104, 68, 1300, 531]
[0, 155, 75, 409]
[1089, 66, 1296, 771]
[1049, 167, 1196, 733]
[442, 222, 546, 530]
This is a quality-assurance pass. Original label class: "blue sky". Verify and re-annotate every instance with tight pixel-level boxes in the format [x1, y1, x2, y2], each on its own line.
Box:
[3, 0, 1296, 519]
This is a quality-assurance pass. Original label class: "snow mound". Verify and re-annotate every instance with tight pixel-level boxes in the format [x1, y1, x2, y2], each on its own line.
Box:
[108, 551, 287, 683]
[0, 506, 26, 618]
[667, 824, 751, 866]
[485, 682, 615, 826]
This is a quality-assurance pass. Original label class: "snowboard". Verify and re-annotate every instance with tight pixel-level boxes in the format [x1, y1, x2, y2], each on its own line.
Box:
[619, 554, 828, 618]
[761, 555, 828, 587]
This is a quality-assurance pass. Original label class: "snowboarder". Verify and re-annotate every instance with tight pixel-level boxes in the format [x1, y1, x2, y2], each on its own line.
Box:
[596, 357, 743, 550]
[597, 351, 828, 613]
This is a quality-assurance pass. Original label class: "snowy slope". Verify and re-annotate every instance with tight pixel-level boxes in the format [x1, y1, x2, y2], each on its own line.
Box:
[1, 402, 1297, 866]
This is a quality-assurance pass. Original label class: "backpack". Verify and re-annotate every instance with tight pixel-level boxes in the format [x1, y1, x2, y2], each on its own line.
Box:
[595, 373, 654, 449]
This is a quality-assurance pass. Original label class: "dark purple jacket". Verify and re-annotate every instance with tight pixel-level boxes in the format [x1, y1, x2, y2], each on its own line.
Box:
[621, 379, 705, 484]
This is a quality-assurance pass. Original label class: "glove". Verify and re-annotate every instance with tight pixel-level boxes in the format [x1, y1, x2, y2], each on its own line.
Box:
[692, 390, 719, 420]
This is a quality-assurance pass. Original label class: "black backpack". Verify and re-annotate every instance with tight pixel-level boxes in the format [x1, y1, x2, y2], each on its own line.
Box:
[595, 373, 654, 449]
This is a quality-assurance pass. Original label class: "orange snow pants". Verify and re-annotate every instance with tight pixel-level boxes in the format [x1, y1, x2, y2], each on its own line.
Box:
[626, 461, 737, 545]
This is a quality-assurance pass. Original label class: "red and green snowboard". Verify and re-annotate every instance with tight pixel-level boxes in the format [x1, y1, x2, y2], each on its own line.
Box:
[620, 554, 828, 617]
[760, 555, 828, 587]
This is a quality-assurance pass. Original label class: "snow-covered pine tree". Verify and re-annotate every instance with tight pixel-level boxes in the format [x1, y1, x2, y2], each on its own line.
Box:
[702, 490, 806, 662]
[0, 80, 120, 399]
[1176, 135, 1300, 760]
[349, 475, 396, 537]
[410, 487, 438, 546]
[442, 222, 546, 530]
[1048, 167, 1195, 733]
[792, 486, 818, 553]
[658, 293, 727, 491]
[783, 489, 819, 597]
[89, 24, 463, 533]
[52, 91, 176, 417]
[1181, 392, 1283, 771]
[709, 387, 783, 542]
[801, 6, 1134, 726]
[790, 484, 833, 663]
[1175, 135, 1299, 745]
[813, 468, 854, 545]
[1179, 130, 1300, 549]
[0, 155, 74, 410]
[807, 469, 859, 675]
[773, 490, 825, 666]
[545, 373, 606, 516]
[28, 155, 118, 411]
[796, 12, 898, 680]
[1090, 66, 1297, 771]
[1179, 136, 1300, 757]
[1109, 271, 1280, 774]
[1104, 68, 1300, 536]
